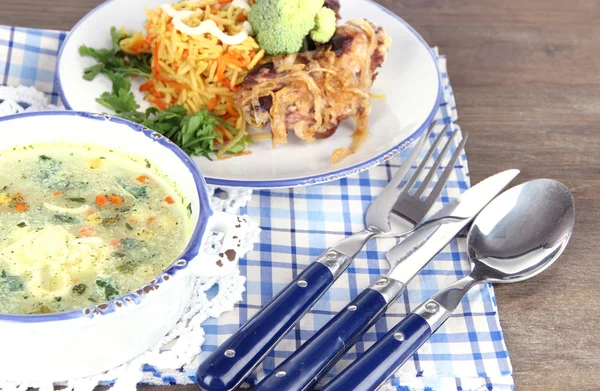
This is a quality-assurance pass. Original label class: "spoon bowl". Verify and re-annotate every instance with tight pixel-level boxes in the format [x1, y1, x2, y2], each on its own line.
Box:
[468, 179, 575, 284]
[321, 178, 576, 391]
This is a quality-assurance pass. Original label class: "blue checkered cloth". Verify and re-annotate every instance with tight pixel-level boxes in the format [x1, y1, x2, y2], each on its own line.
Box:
[1, 25, 514, 390]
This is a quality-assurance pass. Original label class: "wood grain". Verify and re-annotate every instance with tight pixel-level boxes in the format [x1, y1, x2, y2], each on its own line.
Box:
[1, 0, 599, 389]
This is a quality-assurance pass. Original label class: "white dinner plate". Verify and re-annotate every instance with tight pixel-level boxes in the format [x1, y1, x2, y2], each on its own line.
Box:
[56, 0, 441, 188]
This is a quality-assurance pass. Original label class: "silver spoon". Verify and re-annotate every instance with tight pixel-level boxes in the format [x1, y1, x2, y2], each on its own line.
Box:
[321, 178, 575, 391]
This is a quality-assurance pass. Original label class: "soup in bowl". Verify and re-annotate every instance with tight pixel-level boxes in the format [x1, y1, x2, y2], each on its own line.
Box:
[0, 111, 247, 382]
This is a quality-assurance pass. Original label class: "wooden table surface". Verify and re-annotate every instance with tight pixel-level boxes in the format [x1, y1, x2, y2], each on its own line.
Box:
[2, 1, 599, 390]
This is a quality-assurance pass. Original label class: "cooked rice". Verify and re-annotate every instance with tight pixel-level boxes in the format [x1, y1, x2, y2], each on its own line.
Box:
[120, 0, 266, 158]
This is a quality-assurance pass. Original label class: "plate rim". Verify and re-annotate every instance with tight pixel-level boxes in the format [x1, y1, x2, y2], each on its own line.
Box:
[55, 0, 442, 189]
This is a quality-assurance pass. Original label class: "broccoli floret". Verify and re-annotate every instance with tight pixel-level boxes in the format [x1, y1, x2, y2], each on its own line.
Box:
[310, 7, 336, 43]
[249, 0, 335, 55]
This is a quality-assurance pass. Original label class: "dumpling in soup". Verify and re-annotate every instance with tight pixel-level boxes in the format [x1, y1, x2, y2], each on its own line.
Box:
[0, 144, 190, 314]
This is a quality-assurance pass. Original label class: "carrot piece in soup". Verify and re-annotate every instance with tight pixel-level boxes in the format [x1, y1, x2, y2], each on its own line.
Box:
[96, 194, 108, 206]
[109, 195, 124, 205]
[80, 227, 96, 237]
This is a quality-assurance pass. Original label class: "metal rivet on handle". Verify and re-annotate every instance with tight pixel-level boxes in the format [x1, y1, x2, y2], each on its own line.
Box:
[376, 277, 388, 286]
[297, 280, 308, 288]
[348, 305, 357, 312]
[275, 371, 287, 378]
[326, 251, 337, 259]
[394, 332, 405, 341]
[224, 349, 235, 358]
[425, 301, 439, 314]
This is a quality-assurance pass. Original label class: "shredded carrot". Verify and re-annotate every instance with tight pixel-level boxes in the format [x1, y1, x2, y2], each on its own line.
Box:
[225, 51, 249, 67]
[139, 82, 154, 92]
[236, 14, 247, 22]
[154, 72, 188, 91]
[136, 175, 148, 183]
[182, 49, 189, 60]
[15, 203, 28, 212]
[223, 78, 239, 92]
[164, 196, 175, 205]
[218, 0, 232, 3]
[216, 59, 226, 82]
[53, 191, 62, 197]
[80, 227, 96, 237]
[149, 97, 168, 110]
[96, 194, 108, 207]
[152, 90, 165, 99]
[207, 96, 219, 111]
[152, 45, 160, 76]
[226, 96, 240, 117]
[109, 195, 124, 205]
[147, 217, 156, 223]
[109, 239, 121, 249]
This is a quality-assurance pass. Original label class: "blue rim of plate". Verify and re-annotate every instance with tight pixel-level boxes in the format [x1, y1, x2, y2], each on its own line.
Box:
[0, 110, 213, 323]
[55, 0, 443, 189]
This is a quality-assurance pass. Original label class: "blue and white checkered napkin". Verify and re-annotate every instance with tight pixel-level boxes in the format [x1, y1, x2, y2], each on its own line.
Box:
[1, 25, 514, 390]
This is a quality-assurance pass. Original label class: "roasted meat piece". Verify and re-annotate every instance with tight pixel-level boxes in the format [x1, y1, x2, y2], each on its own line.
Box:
[234, 20, 392, 158]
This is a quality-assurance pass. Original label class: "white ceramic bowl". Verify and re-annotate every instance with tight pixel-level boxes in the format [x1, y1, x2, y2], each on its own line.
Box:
[0, 111, 248, 383]
[56, 0, 442, 188]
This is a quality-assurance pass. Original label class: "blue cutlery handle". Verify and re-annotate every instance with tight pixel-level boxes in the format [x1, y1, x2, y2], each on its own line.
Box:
[254, 288, 390, 391]
[322, 313, 432, 391]
[195, 262, 335, 391]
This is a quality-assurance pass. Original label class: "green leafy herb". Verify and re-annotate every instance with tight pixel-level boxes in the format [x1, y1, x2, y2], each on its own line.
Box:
[68, 197, 86, 203]
[0, 269, 24, 294]
[54, 296, 62, 302]
[120, 238, 145, 251]
[72, 284, 87, 295]
[79, 27, 151, 81]
[187, 203, 192, 217]
[126, 222, 134, 230]
[39, 155, 53, 161]
[53, 215, 81, 224]
[118, 179, 148, 199]
[116, 259, 141, 274]
[102, 216, 121, 226]
[94, 278, 121, 301]
[96, 72, 140, 114]
[16, 222, 27, 228]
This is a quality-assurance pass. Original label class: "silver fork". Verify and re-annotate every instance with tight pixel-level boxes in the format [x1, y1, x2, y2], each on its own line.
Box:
[195, 122, 467, 391]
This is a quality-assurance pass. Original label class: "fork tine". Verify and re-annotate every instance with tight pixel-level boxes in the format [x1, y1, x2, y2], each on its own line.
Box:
[413, 127, 459, 198]
[422, 133, 468, 210]
[403, 124, 449, 192]
[386, 121, 438, 190]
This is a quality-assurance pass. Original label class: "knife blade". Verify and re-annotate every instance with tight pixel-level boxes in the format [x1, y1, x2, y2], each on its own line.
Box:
[252, 169, 520, 391]
[386, 168, 521, 282]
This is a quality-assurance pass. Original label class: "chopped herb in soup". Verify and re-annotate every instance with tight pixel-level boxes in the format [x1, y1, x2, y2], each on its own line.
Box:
[0, 145, 190, 314]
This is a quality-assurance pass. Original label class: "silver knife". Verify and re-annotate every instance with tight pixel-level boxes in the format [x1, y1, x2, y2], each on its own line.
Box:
[252, 169, 520, 391]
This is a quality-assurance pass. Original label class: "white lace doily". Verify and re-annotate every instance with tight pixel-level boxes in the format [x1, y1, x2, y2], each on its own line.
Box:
[0, 85, 63, 115]
[0, 85, 259, 391]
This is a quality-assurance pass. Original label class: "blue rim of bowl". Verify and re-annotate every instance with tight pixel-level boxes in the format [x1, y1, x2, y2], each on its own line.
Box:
[55, 0, 443, 189]
[0, 110, 213, 323]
